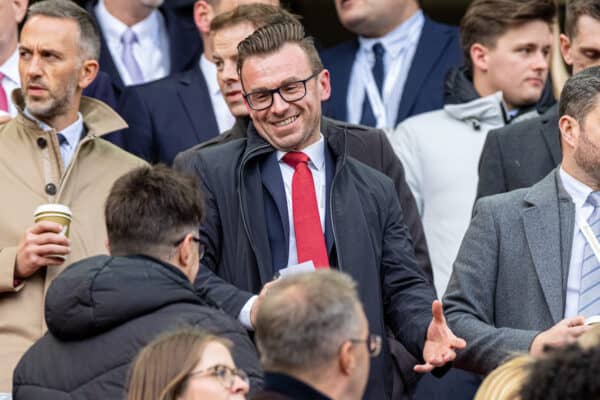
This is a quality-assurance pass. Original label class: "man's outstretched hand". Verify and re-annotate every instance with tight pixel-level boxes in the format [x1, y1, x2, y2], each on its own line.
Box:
[414, 300, 467, 373]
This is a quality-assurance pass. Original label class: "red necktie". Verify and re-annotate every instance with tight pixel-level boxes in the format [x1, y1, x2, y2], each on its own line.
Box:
[0, 72, 8, 113]
[282, 151, 330, 268]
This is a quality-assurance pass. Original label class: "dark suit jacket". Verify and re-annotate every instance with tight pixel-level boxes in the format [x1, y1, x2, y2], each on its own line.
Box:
[476, 104, 561, 200]
[320, 15, 462, 125]
[251, 373, 332, 400]
[85, 0, 202, 91]
[180, 116, 433, 284]
[173, 122, 437, 400]
[115, 66, 219, 165]
[83, 70, 118, 110]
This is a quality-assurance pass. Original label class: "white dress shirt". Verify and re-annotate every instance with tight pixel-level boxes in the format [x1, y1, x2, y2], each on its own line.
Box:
[95, 0, 170, 85]
[560, 168, 596, 318]
[347, 10, 424, 129]
[0, 48, 20, 117]
[199, 54, 235, 133]
[25, 109, 84, 169]
[239, 136, 327, 328]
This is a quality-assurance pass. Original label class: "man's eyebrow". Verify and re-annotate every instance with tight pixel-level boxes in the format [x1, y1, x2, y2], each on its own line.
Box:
[247, 76, 306, 92]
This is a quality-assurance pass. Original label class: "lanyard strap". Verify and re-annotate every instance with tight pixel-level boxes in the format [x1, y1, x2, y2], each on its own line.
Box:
[578, 215, 600, 264]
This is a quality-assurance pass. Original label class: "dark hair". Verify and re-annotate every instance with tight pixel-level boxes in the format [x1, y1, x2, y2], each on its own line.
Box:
[210, 4, 299, 33]
[565, 0, 600, 38]
[520, 343, 600, 400]
[559, 65, 600, 123]
[26, 0, 101, 60]
[237, 22, 323, 84]
[460, 0, 556, 72]
[105, 165, 204, 259]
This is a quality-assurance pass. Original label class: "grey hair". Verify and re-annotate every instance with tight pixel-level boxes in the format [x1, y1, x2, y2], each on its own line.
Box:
[559, 66, 600, 124]
[26, 0, 101, 61]
[255, 270, 363, 374]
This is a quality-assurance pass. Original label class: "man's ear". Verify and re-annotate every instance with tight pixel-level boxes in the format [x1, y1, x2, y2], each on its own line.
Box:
[177, 233, 196, 277]
[470, 43, 490, 73]
[78, 60, 99, 90]
[194, 0, 213, 35]
[319, 69, 331, 102]
[338, 341, 355, 376]
[559, 34, 573, 67]
[559, 114, 580, 150]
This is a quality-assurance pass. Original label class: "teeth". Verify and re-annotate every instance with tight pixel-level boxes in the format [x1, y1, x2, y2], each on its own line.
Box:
[274, 115, 298, 127]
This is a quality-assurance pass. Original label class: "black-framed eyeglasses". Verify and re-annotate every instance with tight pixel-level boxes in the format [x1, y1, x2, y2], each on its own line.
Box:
[349, 333, 382, 358]
[188, 364, 249, 390]
[243, 70, 322, 111]
[173, 235, 204, 260]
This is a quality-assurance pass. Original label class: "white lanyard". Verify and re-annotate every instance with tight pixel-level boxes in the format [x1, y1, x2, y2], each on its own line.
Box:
[578, 215, 600, 264]
[359, 48, 405, 129]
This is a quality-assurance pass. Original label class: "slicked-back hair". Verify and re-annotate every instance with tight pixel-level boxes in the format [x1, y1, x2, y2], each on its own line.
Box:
[565, 0, 600, 38]
[105, 165, 204, 259]
[559, 66, 600, 125]
[26, 0, 101, 61]
[460, 0, 556, 72]
[255, 270, 363, 375]
[210, 3, 299, 33]
[236, 22, 323, 88]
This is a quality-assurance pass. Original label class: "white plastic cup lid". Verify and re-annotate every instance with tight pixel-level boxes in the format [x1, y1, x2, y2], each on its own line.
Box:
[34, 204, 72, 218]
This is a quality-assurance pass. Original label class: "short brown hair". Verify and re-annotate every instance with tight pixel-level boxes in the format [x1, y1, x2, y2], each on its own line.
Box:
[210, 3, 299, 33]
[104, 165, 203, 259]
[565, 0, 600, 38]
[460, 0, 556, 72]
[237, 22, 323, 87]
[127, 328, 231, 400]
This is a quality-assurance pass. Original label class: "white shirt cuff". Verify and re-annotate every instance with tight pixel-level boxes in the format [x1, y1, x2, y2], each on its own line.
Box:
[239, 295, 258, 330]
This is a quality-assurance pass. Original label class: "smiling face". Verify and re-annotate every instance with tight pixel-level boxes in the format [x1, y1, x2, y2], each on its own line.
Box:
[213, 22, 256, 118]
[240, 42, 330, 151]
[474, 20, 552, 110]
[19, 15, 87, 125]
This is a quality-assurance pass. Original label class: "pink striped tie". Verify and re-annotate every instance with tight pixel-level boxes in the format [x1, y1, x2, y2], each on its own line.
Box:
[0, 72, 8, 113]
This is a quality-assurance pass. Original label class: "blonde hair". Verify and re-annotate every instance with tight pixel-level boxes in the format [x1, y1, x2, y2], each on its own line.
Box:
[474, 354, 534, 400]
[127, 328, 231, 400]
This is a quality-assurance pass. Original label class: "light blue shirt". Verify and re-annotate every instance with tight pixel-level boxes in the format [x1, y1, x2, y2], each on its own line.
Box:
[348, 10, 424, 128]
[25, 109, 84, 168]
[560, 167, 595, 317]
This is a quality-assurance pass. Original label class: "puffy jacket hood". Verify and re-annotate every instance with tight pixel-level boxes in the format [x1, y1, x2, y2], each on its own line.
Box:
[45, 255, 202, 340]
[443, 66, 555, 114]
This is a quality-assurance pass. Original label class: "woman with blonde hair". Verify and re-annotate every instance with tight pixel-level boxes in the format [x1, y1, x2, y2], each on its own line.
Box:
[128, 328, 250, 400]
[474, 355, 534, 400]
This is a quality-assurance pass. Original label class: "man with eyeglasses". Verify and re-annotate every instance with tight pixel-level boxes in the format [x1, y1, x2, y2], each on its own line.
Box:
[174, 22, 465, 400]
[252, 270, 376, 400]
[12, 165, 262, 399]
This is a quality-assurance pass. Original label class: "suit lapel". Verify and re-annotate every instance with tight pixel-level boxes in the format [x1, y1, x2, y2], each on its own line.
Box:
[260, 152, 290, 247]
[522, 170, 570, 323]
[396, 17, 450, 123]
[163, 7, 201, 72]
[177, 67, 219, 142]
[327, 41, 358, 122]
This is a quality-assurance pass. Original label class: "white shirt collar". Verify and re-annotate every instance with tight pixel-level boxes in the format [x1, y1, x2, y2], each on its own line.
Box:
[560, 167, 594, 210]
[0, 48, 20, 85]
[358, 9, 424, 57]
[199, 54, 221, 96]
[277, 135, 326, 171]
[96, 0, 164, 47]
[24, 109, 84, 147]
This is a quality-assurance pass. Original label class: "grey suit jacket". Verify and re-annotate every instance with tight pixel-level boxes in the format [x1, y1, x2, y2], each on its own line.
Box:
[443, 168, 575, 374]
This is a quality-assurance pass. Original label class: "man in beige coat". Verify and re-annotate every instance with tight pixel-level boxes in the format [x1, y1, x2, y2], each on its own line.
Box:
[0, 0, 144, 392]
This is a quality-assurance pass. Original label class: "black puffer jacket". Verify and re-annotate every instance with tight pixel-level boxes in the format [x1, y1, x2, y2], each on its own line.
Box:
[12, 255, 263, 399]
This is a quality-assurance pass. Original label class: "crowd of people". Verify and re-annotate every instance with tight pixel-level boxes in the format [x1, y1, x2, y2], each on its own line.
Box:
[2, 0, 600, 399]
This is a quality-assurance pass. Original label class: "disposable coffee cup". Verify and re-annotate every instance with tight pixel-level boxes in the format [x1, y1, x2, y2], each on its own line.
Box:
[33, 204, 72, 260]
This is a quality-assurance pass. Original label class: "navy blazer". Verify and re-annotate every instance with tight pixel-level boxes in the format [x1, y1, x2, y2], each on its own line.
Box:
[85, 0, 202, 91]
[115, 66, 219, 165]
[321, 15, 462, 125]
[83, 70, 118, 110]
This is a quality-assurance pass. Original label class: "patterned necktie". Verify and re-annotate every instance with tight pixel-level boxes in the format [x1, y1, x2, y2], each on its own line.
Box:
[578, 192, 600, 317]
[360, 42, 386, 127]
[0, 72, 8, 113]
[121, 29, 144, 85]
[282, 152, 330, 268]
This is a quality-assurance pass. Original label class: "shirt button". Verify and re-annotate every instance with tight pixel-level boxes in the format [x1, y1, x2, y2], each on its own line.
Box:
[37, 137, 47, 149]
[45, 183, 57, 195]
